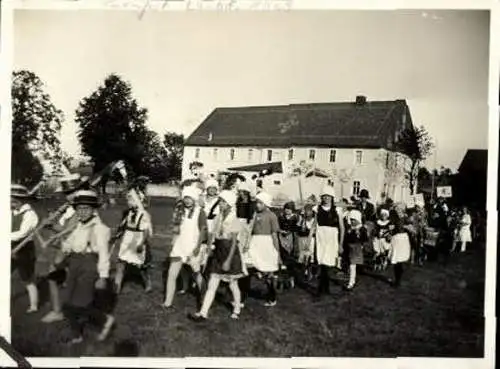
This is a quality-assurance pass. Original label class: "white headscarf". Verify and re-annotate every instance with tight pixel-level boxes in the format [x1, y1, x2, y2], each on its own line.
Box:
[182, 185, 201, 202]
[219, 190, 237, 208]
[255, 192, 273, 208]
[320, 185, 336, 199]
[205, 178, 219, 191]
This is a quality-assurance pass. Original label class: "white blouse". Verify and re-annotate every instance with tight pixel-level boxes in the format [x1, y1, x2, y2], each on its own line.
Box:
[62, 216, 111, 279]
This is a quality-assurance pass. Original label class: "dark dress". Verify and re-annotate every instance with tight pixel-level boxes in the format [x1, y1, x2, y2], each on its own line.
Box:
[344, 226, 369, 265]
[206, 212, 244, 280]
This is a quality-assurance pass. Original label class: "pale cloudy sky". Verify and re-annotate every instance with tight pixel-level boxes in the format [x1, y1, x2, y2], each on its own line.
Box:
[14, 9, 489, 170]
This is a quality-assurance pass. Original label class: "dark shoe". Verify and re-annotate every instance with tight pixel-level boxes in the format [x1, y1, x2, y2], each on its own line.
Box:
[188, 313, 207, 322]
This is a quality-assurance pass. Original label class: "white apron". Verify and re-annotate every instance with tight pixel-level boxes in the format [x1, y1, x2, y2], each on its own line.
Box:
[315, 226, 339, 267]
[118, 231, 147, 266]
[247, 234, 279, 273]
[170, 206, 201, 263]
[389, 232, 411, 264]
[458, 214, 472, 242]
[118, 210, 151, 266]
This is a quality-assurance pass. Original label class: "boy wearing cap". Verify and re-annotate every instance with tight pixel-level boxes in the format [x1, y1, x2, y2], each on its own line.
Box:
[40, 173, 87, 323]
[11, 184, 40, 313]
[60, 190, 114, 343]
[163, 185, 208, 310]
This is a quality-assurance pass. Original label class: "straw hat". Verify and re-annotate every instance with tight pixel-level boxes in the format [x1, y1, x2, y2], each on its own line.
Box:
[72, 190, 100, 208]
[219, 190, 237, 208]
[11, 184, 31, 199]
[59, 173, 88, 194]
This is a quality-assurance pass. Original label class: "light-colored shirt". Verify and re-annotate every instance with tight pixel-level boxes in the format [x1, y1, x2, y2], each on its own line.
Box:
[11, 204, 39, 242]
[62, 216, 111, 279]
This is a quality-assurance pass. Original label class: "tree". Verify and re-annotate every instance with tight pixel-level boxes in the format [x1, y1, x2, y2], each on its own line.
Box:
[396, 125, 434, 195]
[76, 74, 150, 192]
[163, 131, 185, 181]
[141, 129, 170, 183]
[11, 70, 64, 187]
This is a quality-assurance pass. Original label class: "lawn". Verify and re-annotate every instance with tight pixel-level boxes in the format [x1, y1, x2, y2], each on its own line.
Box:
[10, 196, 485, 357]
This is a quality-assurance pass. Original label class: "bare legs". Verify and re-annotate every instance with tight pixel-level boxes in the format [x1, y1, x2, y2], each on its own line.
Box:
[163, 259, 183, 307]
[194, 274, 241, 319]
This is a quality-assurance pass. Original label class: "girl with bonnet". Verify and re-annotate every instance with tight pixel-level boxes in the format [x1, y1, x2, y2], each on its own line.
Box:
[314, 185, 345, 297]
[189, 190, 244, 321]
[245, 192, 280, 307]
[163, 185, 208, 311]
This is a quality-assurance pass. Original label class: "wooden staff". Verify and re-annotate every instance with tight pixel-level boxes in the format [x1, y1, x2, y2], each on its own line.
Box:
[12, 160, 125, 256]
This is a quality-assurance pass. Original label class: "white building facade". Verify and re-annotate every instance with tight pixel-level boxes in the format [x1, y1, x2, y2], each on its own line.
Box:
[182, 97, 413, 205]
[182, 145, 410, 204]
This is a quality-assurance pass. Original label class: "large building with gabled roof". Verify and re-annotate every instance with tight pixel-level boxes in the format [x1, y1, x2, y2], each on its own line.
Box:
[183, 95, 414, 203]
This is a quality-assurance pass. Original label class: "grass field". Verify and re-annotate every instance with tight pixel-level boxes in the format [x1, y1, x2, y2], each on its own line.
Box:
[10, 197, 485, 357]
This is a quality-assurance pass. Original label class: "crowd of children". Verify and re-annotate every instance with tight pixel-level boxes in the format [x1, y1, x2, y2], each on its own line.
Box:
[10, 169, 478, 344]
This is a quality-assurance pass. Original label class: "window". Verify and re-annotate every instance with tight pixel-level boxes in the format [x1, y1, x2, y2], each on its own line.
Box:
[382, 183, 388, 197]
[355, 150, 363, 165]
[309, 149, 316, 161]
[213, 148, 218, 160]
[385, 152, 390, 169]
[273, 180, 281, 185]
[195, 148, 200, 159]
[267, 150, 273, 162]
[230, 148, 235, 161]
[288, 149, 294, 161]
[248, 149, 253, 161]
[329, 149, 336, 163]
[353, 180, 361, 196]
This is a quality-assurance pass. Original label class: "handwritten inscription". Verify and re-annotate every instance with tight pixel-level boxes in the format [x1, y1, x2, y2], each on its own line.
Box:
[104, 0, 292, 15]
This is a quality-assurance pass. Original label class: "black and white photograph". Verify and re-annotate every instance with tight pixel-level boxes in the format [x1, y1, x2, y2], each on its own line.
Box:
[2, 1, 495, 365]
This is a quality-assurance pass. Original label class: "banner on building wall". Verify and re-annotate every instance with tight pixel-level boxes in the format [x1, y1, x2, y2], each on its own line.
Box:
[436, 186, 453, 198]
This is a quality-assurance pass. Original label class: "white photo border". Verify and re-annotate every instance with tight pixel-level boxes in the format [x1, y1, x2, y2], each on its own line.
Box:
[0, 0, 497, 368]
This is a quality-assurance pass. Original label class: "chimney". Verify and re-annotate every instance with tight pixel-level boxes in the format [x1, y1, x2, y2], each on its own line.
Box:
[355, 95, 367, 105]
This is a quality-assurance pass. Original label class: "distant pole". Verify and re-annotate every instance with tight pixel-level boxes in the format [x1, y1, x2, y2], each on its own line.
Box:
[430, 139, 438, 203]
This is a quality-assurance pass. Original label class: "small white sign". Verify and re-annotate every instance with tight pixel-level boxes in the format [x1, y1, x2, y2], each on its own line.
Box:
[436, 186, 453, 198]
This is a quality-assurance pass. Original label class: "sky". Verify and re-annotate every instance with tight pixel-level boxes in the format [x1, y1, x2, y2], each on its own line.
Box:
[13, 9, 490, 171]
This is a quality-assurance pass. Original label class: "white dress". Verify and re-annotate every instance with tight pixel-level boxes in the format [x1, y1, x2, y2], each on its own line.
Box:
[314, 205, 342, 267]
[458, 214, 472, 243]
[118, 210, 152, 266]
[170, 206, 202, 264]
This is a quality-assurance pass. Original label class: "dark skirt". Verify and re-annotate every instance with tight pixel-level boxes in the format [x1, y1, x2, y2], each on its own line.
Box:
[207, 239, 243, 277]
[11, 241, 36, 283]
[346, 242, 364, 265]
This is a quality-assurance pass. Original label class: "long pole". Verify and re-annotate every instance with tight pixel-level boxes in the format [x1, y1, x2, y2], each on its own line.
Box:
[430, 139, 438, 203]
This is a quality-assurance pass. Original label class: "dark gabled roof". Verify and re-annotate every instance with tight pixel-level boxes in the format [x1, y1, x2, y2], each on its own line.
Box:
[228, 161, 283, 173]
[186, 97, 412, 149]
[457, 149, 488, 174]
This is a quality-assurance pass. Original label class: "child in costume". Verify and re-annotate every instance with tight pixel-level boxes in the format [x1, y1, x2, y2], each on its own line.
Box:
[114, 188, 153, 294]
[11, 184, 40, 314]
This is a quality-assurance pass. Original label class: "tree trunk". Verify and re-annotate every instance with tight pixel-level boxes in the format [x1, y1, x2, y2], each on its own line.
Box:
[409, 160, 418, 195]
